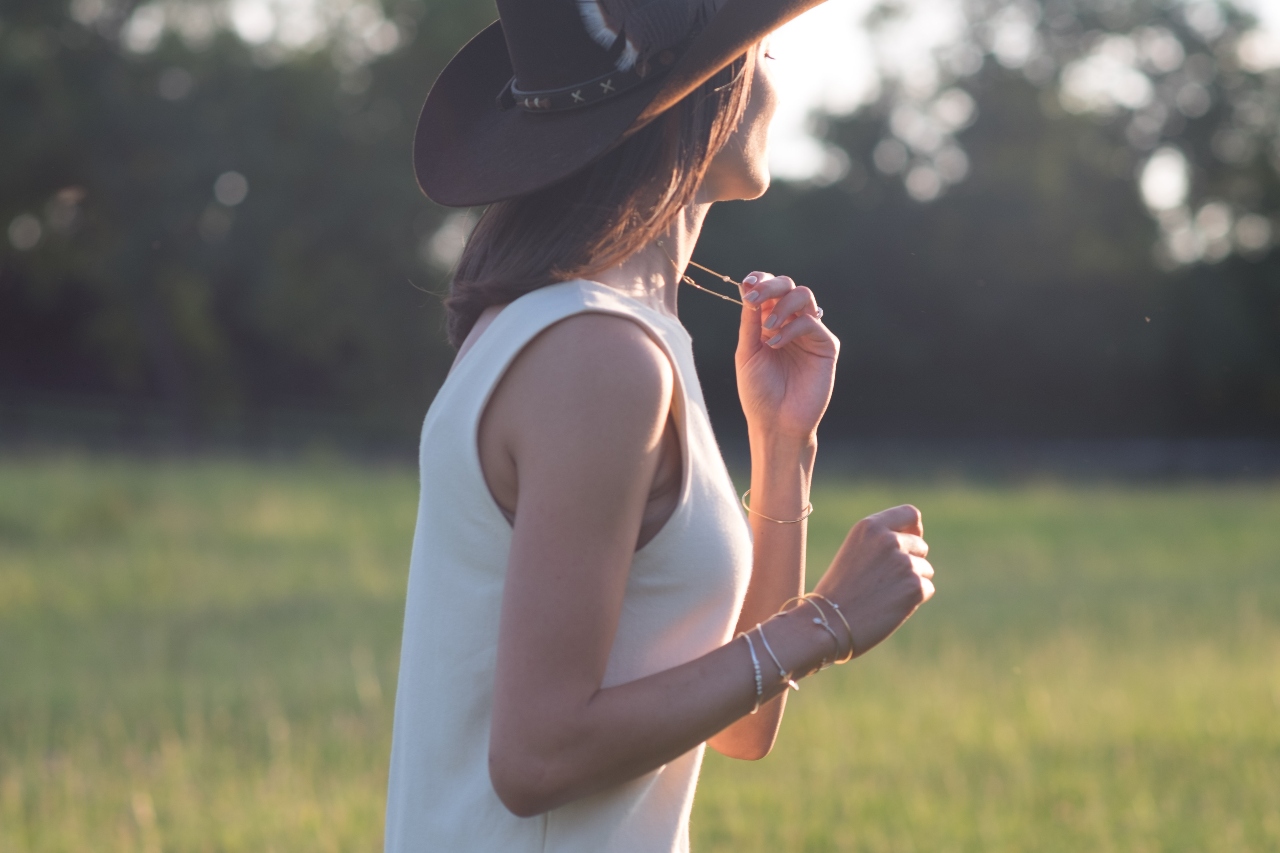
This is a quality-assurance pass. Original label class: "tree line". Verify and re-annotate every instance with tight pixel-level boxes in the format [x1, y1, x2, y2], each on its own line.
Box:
[1, 0, 1277, 448]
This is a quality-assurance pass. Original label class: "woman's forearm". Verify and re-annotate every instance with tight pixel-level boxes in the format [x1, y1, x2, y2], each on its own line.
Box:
[707, 432, 817, 758]
[490, 437, 824, 816]
[741, 430, 817, 612]
[489, 597, 835, 817]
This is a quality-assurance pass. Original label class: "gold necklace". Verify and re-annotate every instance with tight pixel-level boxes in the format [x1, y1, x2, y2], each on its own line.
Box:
[657, 240, 745, 307]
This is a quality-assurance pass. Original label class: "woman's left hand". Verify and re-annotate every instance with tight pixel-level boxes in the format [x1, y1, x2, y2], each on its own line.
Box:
[735, 272, 839, 443]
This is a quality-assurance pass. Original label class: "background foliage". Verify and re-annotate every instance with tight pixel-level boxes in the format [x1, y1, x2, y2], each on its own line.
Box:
[1, 0, 1278, 446]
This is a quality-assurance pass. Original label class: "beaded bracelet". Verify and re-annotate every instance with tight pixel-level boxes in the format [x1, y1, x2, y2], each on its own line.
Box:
[732, 595, 855, 712]
[739, 631, 763, 714]
[755, 622, 800, 692]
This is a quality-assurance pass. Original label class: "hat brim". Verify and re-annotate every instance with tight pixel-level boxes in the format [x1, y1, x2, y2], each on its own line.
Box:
[414, 0, 825, 207]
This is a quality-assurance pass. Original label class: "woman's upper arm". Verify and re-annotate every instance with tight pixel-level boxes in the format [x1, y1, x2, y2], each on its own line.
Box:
[486, 313, 675, 795]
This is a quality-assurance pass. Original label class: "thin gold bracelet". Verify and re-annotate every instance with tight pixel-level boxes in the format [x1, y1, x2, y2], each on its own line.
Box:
[740, 489, 813, 524]
[779, 595, 840, 669]
[805, 593, 856, 664]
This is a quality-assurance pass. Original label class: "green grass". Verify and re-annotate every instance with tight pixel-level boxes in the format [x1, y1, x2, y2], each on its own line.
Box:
[1, 454, 1277, 851]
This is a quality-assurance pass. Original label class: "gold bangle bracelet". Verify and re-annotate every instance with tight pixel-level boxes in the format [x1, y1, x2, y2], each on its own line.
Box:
[805, 593, 856, 664]
[779, 595, 840, 669]
[741, 489, 813, 524]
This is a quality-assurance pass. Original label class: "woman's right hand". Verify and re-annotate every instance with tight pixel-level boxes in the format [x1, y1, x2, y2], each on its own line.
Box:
[812, 505, 935, 658]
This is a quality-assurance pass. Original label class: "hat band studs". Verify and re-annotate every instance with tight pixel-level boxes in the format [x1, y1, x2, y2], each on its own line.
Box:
[500, 65, 647, 112]
[497, 36, 690, 113]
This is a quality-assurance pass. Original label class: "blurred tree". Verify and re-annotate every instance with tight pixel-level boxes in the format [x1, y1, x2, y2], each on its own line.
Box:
[0, 0, 1276, 446]
[0, 0, 487, 444]
[688, 0, 1280, 439]
[836, 0, 1280, 262]
[693, 66, 1177, 438]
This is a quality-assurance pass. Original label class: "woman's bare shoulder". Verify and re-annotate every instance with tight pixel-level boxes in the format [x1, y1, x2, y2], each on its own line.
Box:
[520, 311, 671, 392]
[477, 311, 678, 524]
[491, 311, 675, 451]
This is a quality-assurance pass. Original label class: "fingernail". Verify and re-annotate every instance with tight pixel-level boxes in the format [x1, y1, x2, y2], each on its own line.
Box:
[744, 291, 762, 304]
[767, 334, 781, 346]
[744, 275, 758, 285]
[764, 314, 780, 330]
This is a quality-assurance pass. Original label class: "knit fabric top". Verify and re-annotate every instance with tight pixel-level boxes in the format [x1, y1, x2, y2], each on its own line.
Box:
[384, 279, 752, 852]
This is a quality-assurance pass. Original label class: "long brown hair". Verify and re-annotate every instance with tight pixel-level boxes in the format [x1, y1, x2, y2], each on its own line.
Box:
[443, 51, 756, 348]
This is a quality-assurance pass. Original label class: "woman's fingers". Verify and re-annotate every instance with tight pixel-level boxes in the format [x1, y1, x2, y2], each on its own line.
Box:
[760, 285, 819, 335]
[911, 555, 934, 580]
[898, 533, 929, 558]
[763, 314, 830, 348]
[739, 273, 827, 347]
[736, 271, 773, 358]
[917, 576, 936, 603]
[741, 272, 795, 309]
[868, 504, 924, 537]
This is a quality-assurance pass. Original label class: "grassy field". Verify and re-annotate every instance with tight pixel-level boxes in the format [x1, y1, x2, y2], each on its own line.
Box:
[1, 453, 1277, 852]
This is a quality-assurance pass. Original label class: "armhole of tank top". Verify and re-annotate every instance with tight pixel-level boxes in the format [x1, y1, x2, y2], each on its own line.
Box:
[469, 307, 692, 547]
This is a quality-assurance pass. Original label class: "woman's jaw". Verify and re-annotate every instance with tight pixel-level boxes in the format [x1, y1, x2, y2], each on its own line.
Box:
[697, 42, 779, 204]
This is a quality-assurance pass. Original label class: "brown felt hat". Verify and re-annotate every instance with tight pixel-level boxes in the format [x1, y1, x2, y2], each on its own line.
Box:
[414, 0, 825, 207]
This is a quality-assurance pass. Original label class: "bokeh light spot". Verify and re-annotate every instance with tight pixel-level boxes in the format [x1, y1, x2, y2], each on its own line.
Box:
[8, 214, 42, 251]
[906, 165, 942, 201]
[934, 145, 970, 183]
[214, 172, 250, 207]
[1237, 28, 1280, 72]
[1235, 214, 1273, 255]
[1136, 26, 1185, 73]
[874, 139, 910, 175]
[932, 88, 977, 130]
[1059, 38, 1154, 114]
[231, 0, 276, 45]
[1140, 147, 1189, 212]
[1174, 82, 1211, 118]
[122, 3, 166, 54]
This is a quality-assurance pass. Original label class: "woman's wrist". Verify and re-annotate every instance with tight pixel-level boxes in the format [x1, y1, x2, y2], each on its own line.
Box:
[747, 427, 818, 462]
[755, 606, 842, 687]
[747, 432, 816, 520]
[748, 431, 816, 484]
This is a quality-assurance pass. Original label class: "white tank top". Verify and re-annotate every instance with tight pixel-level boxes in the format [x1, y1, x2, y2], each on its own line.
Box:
[384, 279, 753, 853]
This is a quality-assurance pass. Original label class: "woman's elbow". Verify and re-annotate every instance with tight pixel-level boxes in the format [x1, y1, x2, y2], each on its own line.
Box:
[488, 747, 561, 817]
[710, 728, 777, 761]
[722, 741, 773, 761]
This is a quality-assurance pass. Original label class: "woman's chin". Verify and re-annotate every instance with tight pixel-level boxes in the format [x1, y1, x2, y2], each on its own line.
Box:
[702, 170, 772, 203]
[727, 171, 771, 202]
[741, 172, 771, 200]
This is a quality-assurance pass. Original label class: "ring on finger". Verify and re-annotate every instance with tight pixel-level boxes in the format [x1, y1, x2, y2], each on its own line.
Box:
[814, 306, 824, 319]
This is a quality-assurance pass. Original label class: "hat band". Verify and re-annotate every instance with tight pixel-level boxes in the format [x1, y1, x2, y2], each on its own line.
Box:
[497, 44, 684, 113]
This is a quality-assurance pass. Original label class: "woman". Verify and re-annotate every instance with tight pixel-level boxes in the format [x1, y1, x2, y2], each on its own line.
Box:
[385, 1, 936, 850]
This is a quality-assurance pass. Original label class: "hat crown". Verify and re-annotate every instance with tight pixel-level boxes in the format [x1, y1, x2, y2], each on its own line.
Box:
[416, 0, 825, 206]
[497, 0, 707, 92]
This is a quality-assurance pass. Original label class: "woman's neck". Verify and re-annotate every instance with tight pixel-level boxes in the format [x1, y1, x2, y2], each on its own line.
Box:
[588, 203, 711, 318]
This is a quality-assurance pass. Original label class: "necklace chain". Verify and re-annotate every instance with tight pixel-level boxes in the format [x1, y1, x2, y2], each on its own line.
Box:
[657, 240, 746, 307]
